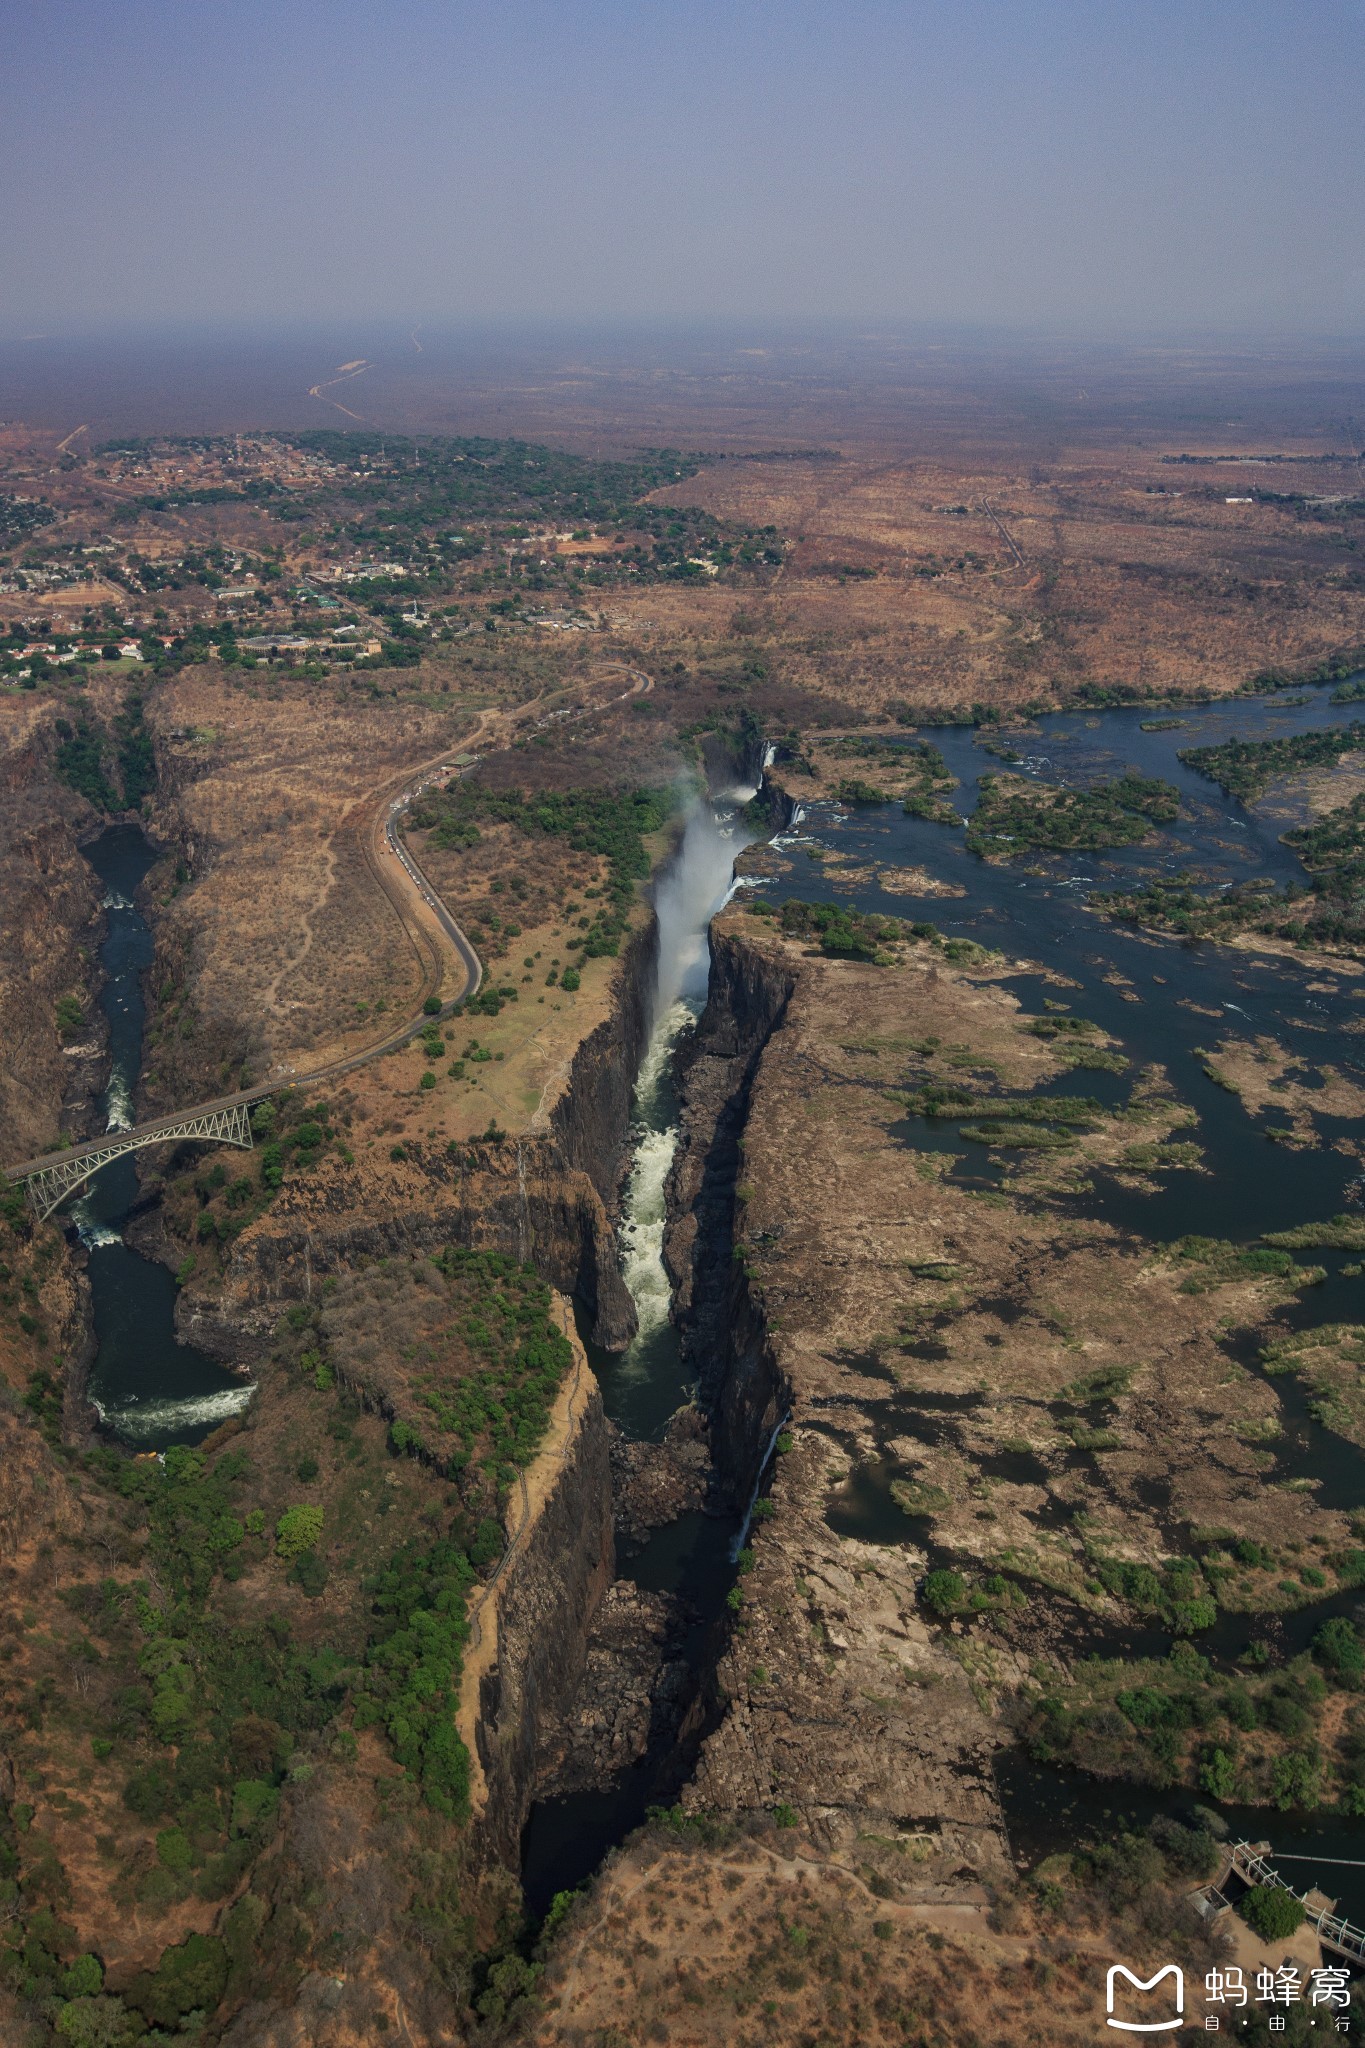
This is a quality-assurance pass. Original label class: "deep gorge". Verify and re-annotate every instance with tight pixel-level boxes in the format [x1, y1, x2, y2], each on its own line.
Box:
[55, 760, 796, 1929]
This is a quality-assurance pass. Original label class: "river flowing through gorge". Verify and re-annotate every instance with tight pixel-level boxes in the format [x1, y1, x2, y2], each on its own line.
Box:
[519, 779, 763, 1910]
[74, 824, 251, 1446]
[59, 686, 1365, 1924]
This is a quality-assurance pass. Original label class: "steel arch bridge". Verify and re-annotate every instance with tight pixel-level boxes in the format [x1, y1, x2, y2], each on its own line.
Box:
[7, 1102, 255, 1222]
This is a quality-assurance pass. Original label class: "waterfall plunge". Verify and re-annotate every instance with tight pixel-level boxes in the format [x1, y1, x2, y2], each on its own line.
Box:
[615, 790, 754, 1368]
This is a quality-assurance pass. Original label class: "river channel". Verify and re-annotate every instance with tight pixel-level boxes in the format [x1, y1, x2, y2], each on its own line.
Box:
[751, 682, 1365, 1920]
[74, 823, 250, 1446]
[74, 686, 1365, 1917]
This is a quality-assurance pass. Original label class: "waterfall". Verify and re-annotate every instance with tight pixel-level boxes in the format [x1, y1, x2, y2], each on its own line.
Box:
[617, 1010, 692, 1341]
[613, 789, 755, 1390]
[731, 1411, 791, 1558]
[649, 790, 756, 1026]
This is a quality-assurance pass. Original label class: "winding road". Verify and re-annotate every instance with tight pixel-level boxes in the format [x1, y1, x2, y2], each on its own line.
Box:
[5, 662, 653, 1204]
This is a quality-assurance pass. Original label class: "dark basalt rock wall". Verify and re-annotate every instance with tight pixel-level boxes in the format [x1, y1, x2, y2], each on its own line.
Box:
[472, 1370, 615, 1869]
[548, 915, 656, 1215]
[144, 914, 661, 1359]
[664, 924, 796, 1504]
[159, 1147, 636, 1362]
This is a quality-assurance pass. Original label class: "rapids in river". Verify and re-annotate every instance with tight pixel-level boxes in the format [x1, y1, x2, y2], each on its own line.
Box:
[520, 782, 761, 1909]
[66, 682, 1365, 1914]
[76, 824, 251, 1447]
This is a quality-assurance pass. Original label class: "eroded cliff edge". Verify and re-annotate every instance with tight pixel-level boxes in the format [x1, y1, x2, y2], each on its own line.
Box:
[655, 892, 1365, 1906]
[663, 917, 1010, 1886]
[458, 1313, 614, 1869]
[135, 917, 657, 1362]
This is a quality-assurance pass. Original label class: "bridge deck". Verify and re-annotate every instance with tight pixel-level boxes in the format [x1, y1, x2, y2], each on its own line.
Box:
[1226, 1842, 1365, 1964]
[6, 1091, 273, 1183]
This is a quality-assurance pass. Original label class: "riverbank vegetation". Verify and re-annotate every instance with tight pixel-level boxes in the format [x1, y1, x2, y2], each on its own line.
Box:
[1159, 1233, 1324, 1296]
[966, 771, 1178, 857]
[1180, 721, 1365, 803]
[817, 732, 962, 823]
[1261, 1323, 1365, 1449]
[747, 895, 908, 963]
[747, 897, 1002, 972]
[0, 1240, 573, 2041]
[1095, 787, 1365, 951]
[903, 1085, 1104, 1131]
[1017, 1614, 1365, 1813]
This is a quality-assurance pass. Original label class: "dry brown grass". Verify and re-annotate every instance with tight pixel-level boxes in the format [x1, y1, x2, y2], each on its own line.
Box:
[605, 442, 1365, 721]
[523, 1829, 1195, 2048]
[136, 666, 486, 1103]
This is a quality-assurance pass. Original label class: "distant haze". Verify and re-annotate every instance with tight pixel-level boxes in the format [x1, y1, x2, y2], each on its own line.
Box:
[2, 0, 1362, 339]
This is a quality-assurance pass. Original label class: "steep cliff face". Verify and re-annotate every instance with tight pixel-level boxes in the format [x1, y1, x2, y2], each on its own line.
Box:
[463, 1328, 614, 1868]
[664, 925, 796, 1501]
[665, 915, 1011, 1875]
[544, 917, 655, 1210]
[150, 1138, 636, 1365]
[752, 761, 799, 833]
[0, 727, 103, 1163]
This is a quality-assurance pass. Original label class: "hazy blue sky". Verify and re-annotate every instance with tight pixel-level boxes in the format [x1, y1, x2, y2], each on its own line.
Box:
[4, 0, 1362, 335]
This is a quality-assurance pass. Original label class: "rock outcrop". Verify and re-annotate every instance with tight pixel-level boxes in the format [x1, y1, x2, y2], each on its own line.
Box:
[0, 720, 103, 1163]
[458, 1312, 615, 1867]
[662, 914, 1011, 1880]
[532, 1581, 693, 1799]
[665, 924, 796, 1503]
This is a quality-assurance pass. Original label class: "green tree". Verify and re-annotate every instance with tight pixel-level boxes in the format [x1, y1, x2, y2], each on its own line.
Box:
[1198, 1747, 1239, 1801]
[923, 1569, 966, 1616]
[275, 1504, 323, 1559]
[59, 1955, 104, 1999]
[1315, 1617, 1365, 1683]
[1240, 1886, 1305, 1942]
[476, 1954, 541, 2025]
[55, 1998, 138, 2048]
[229, 1780, 278, 1836]
[155, 1826, 192, 1873]
[125, 1933, 228, 2028]
[1270, 1748, 1322, 1811]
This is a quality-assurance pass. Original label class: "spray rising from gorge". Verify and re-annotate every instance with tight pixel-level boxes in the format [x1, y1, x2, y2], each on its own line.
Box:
[519, 775, 761, 1906]
[612, 784, 757, 1407]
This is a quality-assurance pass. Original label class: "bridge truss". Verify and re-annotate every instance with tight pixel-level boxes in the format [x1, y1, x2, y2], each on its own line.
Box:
[11, 1103, 255, 1222]
[1229, 1842, 1365, 1964]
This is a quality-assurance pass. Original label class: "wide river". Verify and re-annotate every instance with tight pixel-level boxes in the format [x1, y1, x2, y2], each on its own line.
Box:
[76, 685, 1365, 1912]
[745, 683, 1365, 1917]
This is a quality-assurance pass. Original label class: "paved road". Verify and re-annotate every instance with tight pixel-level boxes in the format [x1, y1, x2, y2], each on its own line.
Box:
[382, 774, 483, 999]
[5, 661, 652, 1189]
[980, 496, 1026, 571]
[6, 744, 488, 1184]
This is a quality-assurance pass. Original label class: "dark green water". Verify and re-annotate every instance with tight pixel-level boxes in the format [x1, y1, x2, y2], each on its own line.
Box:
[70, 697, 1365, 1913]
[753, 683, 1365, 1900]
[74, 825, 251, 1447]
